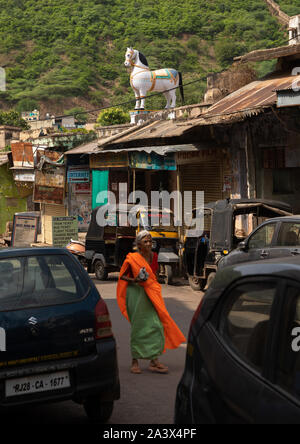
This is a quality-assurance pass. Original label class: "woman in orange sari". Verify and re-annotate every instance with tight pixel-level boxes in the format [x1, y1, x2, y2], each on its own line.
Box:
[117, 230, 186, 374]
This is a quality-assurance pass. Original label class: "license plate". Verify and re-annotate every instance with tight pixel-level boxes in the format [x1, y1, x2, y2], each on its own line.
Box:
[5, 371, 70, 397]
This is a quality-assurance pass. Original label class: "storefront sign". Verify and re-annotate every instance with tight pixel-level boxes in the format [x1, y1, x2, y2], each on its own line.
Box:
[52, 216, 78, 247]
[75, 183, 91, 194]
[67, 168, 90, 183]
[12, 215, 39, 247]
[130, 152, 176, 170]
[34, 166, 65, 205]
[176, 149, 218, 165]
[90, 152, 128, 168]
[13, 171, 35, 182]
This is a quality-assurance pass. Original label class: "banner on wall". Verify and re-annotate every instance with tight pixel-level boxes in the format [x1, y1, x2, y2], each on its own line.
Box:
[92, 170, 109, 209]
[69, 184, 92, 232]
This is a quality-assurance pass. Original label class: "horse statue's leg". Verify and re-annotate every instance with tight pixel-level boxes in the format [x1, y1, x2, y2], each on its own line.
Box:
[139, 89, 148, 110]
[134, 91, 141, 110]
[163, 91, 172, 109]
[170, 90, 177, 108]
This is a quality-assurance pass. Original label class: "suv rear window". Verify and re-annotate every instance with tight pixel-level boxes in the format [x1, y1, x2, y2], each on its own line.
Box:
[0, 254, 89, 310]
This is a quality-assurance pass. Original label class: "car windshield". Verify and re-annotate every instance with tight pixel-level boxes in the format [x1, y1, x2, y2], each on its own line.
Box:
[139, 211, 176, 232]
[0, 254, 88, 311]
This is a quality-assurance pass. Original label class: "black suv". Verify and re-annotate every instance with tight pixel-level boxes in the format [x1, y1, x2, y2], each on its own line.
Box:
[175, 256, 300, 424]
[219, 215, 300, 270]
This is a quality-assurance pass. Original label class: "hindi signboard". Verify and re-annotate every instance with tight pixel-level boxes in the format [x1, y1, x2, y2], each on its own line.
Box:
[52, 216, 78, 248]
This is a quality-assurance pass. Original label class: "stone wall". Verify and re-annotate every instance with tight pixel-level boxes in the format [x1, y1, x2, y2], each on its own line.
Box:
[0, 126, 21, 150]
[263, 0, 290, 27]
[204, 64, 257, 104]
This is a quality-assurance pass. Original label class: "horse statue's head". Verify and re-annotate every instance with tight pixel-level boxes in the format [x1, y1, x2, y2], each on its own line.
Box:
[124, 47, 136, 67]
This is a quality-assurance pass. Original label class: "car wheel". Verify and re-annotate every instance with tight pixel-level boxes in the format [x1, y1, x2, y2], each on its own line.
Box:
[94, 260, 108, 281]
[164, 265, 173, 285]
[84, 398, 114, 423]
[204, 272, 216, 290]
[188, 275, 205, 291]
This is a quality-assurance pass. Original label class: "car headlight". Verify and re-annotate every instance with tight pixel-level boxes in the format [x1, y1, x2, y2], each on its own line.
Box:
[152, 240, 157, 249]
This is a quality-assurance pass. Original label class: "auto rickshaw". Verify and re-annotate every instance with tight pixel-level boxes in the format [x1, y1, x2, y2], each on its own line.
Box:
[184, 198, 293, 291]
[135, 206, 180, 285]
[85, 204, 180, 284]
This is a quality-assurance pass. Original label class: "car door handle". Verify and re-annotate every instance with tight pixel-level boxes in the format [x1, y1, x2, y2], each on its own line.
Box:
[260, 250, 270, 258]
[291, 249, 300, 255]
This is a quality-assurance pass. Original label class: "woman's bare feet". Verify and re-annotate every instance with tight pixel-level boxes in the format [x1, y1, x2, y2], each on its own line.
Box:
[131, 359, 142, 374]
[149, 359, 169, 374]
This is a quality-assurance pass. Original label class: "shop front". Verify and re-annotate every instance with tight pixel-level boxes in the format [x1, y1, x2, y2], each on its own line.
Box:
[89, 148, 177, 209]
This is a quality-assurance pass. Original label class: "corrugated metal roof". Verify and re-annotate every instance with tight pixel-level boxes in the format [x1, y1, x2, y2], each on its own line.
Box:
[65, 140, 99, 155]
[202, 72, 300, 118]
[94, 144, 199, 155]
[98, 119, 197, 146]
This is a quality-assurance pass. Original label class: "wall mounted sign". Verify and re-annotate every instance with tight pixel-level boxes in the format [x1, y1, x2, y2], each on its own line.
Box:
[34, 166, 65, 205]
[13, 171, 35, 182]
[90, 152, 128, 168]
[67, 167, 90, 183]
[52, 216, 78, 247]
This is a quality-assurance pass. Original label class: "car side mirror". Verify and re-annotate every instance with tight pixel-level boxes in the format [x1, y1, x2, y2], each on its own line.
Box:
[238, 241, 247, 251]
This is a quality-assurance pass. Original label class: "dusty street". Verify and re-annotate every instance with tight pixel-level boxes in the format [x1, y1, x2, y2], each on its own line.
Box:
[1, 275, 202, 424]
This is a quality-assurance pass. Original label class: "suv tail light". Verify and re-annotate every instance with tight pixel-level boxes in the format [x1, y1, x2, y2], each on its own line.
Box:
[95, 299, 113, 339]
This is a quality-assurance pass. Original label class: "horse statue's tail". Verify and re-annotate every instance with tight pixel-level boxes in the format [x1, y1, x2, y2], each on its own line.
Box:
[178, 72, 184, 105]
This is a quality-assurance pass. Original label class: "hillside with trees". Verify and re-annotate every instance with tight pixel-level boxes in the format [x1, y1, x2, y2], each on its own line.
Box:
[0, 0, 297, 117]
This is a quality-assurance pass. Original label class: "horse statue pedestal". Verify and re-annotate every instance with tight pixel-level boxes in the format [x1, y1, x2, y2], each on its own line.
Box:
[130, 109, 176, 125]
[130, 110, 150, 125]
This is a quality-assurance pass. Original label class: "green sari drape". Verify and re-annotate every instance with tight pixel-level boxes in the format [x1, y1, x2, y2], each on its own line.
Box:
[126, 283, 165, 360]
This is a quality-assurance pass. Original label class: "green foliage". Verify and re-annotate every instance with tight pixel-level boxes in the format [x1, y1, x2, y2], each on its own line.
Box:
[97, 108, 130, 126]
[277, 0, 300, 16]
[15, 98, 39, 113]
[64, 106, 88, 123]
[0, 110, 29, 129]
[0, 0, 296, 108]
[215, 40, 246, 68]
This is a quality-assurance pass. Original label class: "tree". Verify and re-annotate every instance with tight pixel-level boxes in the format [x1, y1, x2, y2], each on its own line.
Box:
[64, 106, 88, 124]
[0, 110, 30, 130]
[97, 108, 130, 126]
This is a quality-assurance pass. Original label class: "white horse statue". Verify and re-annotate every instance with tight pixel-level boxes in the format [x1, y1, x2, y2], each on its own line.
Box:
[124, 47, 184, 110]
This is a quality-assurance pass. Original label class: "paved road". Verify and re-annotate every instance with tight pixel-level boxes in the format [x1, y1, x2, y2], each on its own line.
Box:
[1, 275, 202, 424]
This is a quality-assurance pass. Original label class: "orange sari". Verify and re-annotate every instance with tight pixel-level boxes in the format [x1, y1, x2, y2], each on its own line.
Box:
[117, 252, 186, 351]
